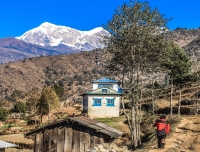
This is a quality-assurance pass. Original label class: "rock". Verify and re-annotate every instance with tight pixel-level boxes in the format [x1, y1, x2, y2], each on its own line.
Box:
[97, 144, 107, 152]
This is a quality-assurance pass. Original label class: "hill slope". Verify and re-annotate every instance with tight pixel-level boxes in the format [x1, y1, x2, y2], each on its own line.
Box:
[0, 50, 106, 100]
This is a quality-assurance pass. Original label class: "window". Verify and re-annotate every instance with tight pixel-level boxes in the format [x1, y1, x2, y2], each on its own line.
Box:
[93, 98, 102, 106]
[106, 99, 114, 106]
[102, 88, 107, 93]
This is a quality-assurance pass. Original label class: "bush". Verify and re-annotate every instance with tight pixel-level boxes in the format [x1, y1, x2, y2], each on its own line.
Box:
[45, 80, 53, 86]
[0, 108, 9, 121]
[12, 101, 26, 114]
[58, 80, 64, 87]
[181, 99, 195, 105]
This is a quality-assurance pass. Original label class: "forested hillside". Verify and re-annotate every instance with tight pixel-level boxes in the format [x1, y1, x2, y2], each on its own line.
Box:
[0, 50, 107, 102]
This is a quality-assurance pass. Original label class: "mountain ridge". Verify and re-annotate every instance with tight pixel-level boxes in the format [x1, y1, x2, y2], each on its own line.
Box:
[16, 22, 108, 51]
[0, 37, 80, 64]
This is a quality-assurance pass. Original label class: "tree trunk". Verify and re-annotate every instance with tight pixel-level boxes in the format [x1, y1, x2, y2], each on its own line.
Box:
[152, 78, 155, 114]
[196, 84, 199, 115]
[170, 76, 173, 116]
[131, 106, 137, 147]
[35, 112, 37, 126]
[122, 97, 132, 131]
[178, 87, 181, 115]
[138, 88, 143, 146]
[40, 114, 42, 124]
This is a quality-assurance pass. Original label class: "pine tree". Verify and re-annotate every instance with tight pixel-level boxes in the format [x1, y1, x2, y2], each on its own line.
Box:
[161, 42, 191, 116]
[37, 86, 60, 123]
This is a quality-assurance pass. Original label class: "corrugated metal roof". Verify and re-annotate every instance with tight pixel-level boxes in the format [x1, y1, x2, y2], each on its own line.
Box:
[83, 92, 121, 95]
[26, 116, 123, 139]
[68, 116, 123, 138]
[0, 140, 17, 148]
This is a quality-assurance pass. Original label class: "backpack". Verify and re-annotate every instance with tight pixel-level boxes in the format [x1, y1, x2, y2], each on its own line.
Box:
[157, 120, 169, 136]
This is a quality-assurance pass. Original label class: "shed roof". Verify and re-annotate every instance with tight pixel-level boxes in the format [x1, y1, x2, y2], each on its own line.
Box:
[0, 140, 17, 148]
[68, 116, 123, 138]
[92, 78, 118, 83]
[25, 116, 123, 139]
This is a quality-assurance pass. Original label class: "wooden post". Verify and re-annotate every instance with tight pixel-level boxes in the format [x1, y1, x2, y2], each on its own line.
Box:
[64, 125, 72, 152]
[43, 130, 50, 152]
[84, 129, 91, 151]
[77, 129, 80, 152]
[49, 128, 58, 152]
[57, 127, 65, 152]
[35, 133, 43, 152]
[90, 134, 95, 149]
[72, 129, 78, 152]
[79, 128, 84, 152]
[48, 129, 53, 151]
[94, 136, 99, 145]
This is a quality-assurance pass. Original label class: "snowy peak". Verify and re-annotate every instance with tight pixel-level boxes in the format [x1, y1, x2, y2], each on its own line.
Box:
[82, 27, 104, 36]
[16, 22, 109, 51]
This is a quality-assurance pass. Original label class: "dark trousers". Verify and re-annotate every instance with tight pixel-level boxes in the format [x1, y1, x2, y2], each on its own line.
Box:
[157, 135, 166, 148]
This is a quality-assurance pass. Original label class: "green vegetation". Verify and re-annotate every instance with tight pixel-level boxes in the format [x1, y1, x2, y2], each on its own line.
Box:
[0, 108, 9, 121]
[12, 101, 26, 114]
[53, 84, 65, 99]
[161, 42, 192, 115]
[1, 123, 18, 129]
[37, 86, 60, 123]
[103, 0, 172, 148]
[95, 116, 128, 131]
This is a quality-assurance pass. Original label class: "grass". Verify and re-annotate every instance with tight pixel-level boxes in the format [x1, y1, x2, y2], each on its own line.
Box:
[1, 123, 19, 129]
[95, 115, 127, 125]
[95, 115, 128, 131]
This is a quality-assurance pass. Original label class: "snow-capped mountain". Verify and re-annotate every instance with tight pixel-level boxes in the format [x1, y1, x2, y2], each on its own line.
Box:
[16, 22, 109, 51]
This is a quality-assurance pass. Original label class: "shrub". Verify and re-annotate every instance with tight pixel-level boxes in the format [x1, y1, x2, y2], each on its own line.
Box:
[0, 108, 9, 121]
[12, 101, 26, 114]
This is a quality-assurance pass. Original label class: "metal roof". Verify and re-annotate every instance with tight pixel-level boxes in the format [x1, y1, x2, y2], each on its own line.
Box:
[25, 116, 123, 139]
[0, 140, 17, 148]
[68, 116, 123, 138]
[82, 92, 121, 95]
[92, 78, 118, 83]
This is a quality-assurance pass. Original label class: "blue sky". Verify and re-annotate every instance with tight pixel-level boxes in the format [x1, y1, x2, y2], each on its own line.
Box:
[0, 0, 200, 38]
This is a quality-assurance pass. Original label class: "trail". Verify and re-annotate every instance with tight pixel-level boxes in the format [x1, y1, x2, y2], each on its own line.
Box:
[147, 116, 200, 152]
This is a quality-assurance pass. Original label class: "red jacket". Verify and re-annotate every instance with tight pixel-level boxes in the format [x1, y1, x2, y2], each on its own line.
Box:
[153, 119, 170, 134]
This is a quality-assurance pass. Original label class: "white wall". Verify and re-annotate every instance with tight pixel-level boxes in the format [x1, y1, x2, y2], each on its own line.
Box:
[93, 83, 98, 90]
[87, 95, 120, 118]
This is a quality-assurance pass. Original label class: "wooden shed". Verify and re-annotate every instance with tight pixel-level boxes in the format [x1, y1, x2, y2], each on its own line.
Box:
[25, 116, 123, 152]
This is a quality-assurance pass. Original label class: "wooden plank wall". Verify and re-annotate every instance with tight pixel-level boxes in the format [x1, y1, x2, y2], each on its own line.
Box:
[57, 127, 65, 152]
[34, 122, 108, 152]
[35, 132, 43, 152]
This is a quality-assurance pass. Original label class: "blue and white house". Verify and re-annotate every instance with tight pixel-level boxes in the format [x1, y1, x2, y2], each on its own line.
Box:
[82, 78, 122, 118]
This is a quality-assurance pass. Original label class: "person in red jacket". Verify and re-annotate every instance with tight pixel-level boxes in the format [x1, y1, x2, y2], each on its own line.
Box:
[153, 115, 170, 149]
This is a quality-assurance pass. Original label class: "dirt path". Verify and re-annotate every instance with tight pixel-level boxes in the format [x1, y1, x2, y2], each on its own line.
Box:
[147, 116, 200, 152]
